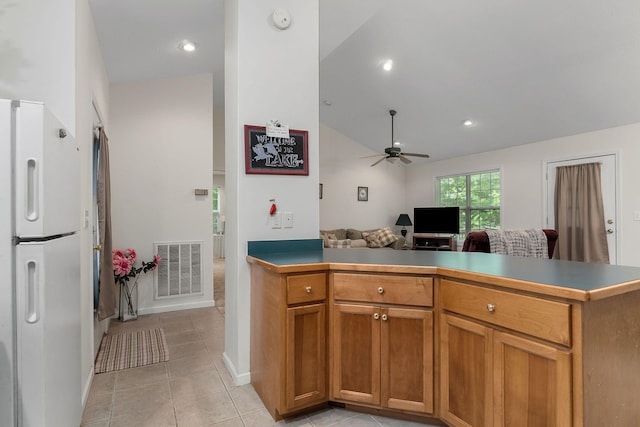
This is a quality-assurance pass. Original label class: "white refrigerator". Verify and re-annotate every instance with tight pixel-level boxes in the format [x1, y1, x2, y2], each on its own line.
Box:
[0, 100, 81, 426]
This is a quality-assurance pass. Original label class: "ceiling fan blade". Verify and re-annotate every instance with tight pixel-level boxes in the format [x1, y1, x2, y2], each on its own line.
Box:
[360, 153, 386, 159]
[399, 155, 412, 164]
[370, 156, 387, 167]
[402, 152, 430, 158]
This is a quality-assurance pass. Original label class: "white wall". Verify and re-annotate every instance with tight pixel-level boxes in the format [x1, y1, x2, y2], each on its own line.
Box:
[0, 0, 103, 417]
[109, 74, 214, 313]
[319, 124, 407, 231]
[213, 107, 225, 173]
[0, 0, 76, 130]
[75, 0, 110, 406]
[406, 122, 640, 267]
[225, 0, 319, 384]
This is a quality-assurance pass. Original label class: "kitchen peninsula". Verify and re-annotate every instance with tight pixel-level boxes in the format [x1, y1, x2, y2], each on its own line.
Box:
[247, 239, 640, 427]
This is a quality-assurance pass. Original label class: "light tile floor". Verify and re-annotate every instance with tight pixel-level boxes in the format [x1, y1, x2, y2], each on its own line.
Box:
[81, 307, 442, 426]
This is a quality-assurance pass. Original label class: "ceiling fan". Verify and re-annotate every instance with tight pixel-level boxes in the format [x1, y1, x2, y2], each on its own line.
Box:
[364, 109, 430, 167]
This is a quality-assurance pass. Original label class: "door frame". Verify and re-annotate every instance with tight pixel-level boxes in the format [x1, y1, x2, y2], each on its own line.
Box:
[542, 152, 619, 264]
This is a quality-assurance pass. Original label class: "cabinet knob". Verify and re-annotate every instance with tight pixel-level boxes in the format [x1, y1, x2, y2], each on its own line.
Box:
[381, 314, 388, 321]
[373, 313, 380, 320]
[487, 303, 496, 313]
[377, 287, 384, 294]
[305, 286, 312, 293]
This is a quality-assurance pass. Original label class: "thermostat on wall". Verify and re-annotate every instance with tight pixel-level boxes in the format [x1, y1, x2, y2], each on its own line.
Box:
[272, 8, 291, 30]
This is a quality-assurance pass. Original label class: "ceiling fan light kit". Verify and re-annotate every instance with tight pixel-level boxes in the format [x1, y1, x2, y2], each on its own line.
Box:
[368, 109, 430, 167]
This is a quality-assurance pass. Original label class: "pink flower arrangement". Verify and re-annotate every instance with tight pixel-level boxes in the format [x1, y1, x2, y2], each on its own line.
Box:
[112, 248, 161, 286]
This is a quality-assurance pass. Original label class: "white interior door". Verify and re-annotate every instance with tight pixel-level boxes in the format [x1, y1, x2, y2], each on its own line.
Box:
[545, 154, 617, 264]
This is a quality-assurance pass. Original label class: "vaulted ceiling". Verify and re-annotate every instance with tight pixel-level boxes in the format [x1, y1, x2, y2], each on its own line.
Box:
[89, 0, 640, 163]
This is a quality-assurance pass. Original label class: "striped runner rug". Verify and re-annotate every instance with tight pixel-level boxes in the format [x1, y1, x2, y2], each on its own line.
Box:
[94, 328, 169, 374]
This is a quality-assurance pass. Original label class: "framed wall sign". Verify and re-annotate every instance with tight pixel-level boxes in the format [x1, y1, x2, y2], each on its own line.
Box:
[244, 125, 309, 175]
[358, 186, 368, 201]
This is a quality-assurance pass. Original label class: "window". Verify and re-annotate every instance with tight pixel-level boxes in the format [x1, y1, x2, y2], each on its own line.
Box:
[212, 187, 221, 233]
[436, 170, 501, 236]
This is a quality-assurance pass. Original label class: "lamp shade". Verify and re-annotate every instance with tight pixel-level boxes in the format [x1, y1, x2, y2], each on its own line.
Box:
[395, 214, 412, 227]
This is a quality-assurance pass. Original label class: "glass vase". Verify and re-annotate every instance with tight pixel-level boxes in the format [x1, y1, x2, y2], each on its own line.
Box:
[118, 278, 138, 321]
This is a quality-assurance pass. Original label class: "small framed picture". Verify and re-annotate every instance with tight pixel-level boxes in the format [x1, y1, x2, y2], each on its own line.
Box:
[357, 186, 368, 201]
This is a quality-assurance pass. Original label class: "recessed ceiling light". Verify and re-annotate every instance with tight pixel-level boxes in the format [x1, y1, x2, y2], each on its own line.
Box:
[382, 59, 393, 71]
[463, 119, 474, 127]
[179, 41, 197, 52]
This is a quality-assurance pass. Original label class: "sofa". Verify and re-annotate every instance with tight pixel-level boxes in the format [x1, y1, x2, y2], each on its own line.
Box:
[320, 227, 407, 250]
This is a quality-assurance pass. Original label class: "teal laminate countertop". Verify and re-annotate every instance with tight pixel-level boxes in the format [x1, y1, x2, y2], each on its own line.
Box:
[247, 239, 640, 301]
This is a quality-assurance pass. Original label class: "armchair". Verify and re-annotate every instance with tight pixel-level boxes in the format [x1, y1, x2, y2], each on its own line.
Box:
[462, 229, 558, 259]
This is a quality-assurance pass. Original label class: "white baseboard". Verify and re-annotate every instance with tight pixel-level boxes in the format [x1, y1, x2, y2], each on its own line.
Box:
[138, 300, 215, 315]
[223, 351, 251, 386]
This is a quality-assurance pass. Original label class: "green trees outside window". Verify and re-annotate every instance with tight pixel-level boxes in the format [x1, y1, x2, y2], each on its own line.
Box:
[437, 170, 501, 236]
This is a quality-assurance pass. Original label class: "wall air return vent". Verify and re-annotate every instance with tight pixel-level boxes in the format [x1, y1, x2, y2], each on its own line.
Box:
[154, 241, 203, 299]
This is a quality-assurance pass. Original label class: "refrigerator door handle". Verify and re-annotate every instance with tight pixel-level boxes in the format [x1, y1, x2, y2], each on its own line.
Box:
[26, 158, 39, 221]
[25, 259, 39, 323]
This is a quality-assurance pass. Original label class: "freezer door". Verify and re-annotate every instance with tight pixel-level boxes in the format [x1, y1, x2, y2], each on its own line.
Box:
[15, 234, 81, 427]
[13, 100, 79, 238]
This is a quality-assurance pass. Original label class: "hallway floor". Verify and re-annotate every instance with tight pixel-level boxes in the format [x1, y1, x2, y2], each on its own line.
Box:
[81, 307, 441, 426]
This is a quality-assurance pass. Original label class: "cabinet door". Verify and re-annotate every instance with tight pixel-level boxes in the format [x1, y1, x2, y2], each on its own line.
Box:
[286, 303, 326, 411]
[381, 307, 434, 414]
[441, 314, 493, 427]
[332, 303, 380, 405]
[493, 331, 571, 427]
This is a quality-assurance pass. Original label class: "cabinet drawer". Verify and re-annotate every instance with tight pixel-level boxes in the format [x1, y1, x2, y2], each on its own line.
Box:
[333, 273, 433, 307]
[441, 279, 571, 346]
[287, 273, 326, 305]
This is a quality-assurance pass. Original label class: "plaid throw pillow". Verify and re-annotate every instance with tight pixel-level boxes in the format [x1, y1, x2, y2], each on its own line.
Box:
[327, 239, 351, 248]
[364, 227, 398, 248]
[377, 227, 398, 246]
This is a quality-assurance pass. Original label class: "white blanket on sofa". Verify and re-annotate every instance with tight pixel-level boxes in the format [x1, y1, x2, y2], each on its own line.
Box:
[485, 229, 548, 258]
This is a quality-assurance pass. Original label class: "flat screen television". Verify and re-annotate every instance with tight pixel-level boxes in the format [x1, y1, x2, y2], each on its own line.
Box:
[413, 207, 460, 234]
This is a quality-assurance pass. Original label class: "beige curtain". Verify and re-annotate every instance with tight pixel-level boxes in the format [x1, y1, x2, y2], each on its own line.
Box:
[554, 162, 609, 263]
[97, 129, 116, 320]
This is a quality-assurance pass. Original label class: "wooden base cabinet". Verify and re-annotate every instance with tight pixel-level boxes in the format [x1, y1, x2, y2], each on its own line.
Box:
[331, 273, 434, 414]
[286, 303, 326, 410]
[440, 313, 493, 427]
[440, 277, 573, 427]
[250, 267, 328, 419]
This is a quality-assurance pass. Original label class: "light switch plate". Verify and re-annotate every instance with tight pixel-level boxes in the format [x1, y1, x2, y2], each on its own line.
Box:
[271, 212, 282, 228]
[283, 212, 293, 228]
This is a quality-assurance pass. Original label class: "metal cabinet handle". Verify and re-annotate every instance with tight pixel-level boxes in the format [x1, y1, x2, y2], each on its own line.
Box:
[377, 286, 384, 294]
[373, 313, 380, 320]
[305, 286, 312, 293]
[381, 314, 388, 321]
[487, 303, 496, 313]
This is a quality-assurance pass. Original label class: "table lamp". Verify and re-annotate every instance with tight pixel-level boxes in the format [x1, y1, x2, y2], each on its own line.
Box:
[395, 214, 412, 237]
